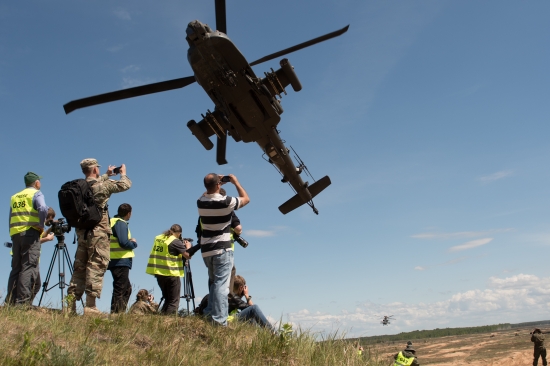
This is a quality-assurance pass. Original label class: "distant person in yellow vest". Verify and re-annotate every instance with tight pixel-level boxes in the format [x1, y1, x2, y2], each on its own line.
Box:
[145, 224, 191, 314]
[6, 172, 51, 305]
[532, 328, 547, 366]
[393, 341, 420, 366]
[107, 203, 137, 313]
[129, 289, 159, 315]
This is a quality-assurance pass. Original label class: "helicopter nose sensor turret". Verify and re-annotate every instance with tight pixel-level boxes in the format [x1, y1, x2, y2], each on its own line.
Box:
[186, 20, 214, 45]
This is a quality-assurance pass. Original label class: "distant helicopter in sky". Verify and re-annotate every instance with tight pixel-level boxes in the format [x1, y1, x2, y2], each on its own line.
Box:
[63, 0, 349, 215]
[381, 315, 394, 326]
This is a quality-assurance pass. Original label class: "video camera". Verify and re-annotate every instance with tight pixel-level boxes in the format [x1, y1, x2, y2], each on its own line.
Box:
[46, 218, 71, 236]
[4, 242, 13, 249]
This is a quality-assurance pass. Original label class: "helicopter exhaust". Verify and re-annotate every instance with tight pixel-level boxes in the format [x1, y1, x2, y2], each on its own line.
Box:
[278, 176, 331, 215]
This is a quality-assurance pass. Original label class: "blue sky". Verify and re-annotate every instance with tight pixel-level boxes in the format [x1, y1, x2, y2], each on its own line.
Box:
[1, 0, 550, 337]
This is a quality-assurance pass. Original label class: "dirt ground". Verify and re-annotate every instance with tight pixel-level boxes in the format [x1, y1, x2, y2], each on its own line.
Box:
[372, 327, 538, 365]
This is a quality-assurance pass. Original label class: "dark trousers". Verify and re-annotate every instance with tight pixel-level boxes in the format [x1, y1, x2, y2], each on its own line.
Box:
[109, 266, 132, 313]
[6, 230, 41, 305]
[156, 275, 181, 314]
[534, 347, 547, 366]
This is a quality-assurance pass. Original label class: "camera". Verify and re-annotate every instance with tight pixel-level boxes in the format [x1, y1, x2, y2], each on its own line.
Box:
[4, 242, 13, 249]
[47, 218, 71, 236]
[113, 166, 122, 174]
[233, 234, 249, 248]
[221, 175, 231, 183]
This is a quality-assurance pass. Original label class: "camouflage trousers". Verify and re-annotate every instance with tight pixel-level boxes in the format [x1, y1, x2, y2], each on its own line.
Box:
[534, 347, 547, 366]
[67, 229, 110, 299]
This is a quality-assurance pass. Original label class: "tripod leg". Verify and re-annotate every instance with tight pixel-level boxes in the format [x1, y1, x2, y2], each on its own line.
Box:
[38, 245, 59, 307]
[58, 245, 65, 309]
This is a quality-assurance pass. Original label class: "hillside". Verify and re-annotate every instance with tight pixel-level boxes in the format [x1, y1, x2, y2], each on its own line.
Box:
[0, 305, 385, 366]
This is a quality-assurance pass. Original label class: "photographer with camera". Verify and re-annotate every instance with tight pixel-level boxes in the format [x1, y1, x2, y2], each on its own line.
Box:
[66, 159, 131, 315]
[6, 172, 51, 306]
[107, 203, 137, 313]
[197, 173, 249, 326]
[145, 224, 191, 314]
[129, 289, 159, 315]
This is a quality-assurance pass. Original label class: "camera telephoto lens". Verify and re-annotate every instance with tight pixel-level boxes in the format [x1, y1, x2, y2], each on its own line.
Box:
[234, 235, 248, 248]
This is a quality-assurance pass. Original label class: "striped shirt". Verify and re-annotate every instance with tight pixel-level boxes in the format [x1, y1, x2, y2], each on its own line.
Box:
[197, 193, 240, 257]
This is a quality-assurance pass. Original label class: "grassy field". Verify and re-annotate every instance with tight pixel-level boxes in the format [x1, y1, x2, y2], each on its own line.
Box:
[371, 327, 534, 365]
[0, 305, 387, 366]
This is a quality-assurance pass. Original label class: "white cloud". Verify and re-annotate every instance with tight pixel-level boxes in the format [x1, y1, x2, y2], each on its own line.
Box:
[449, 238, 493, 252]
[121, 65, 140, 73]
[286, 274, 550, 337]
[121, 77, 156, 89]
[414, 266, 425, 271]
[245, 230, 275, 237]
[411, 229, 512, 240]
[113, 7, 131, 21]
[107, 44, 127, 53]
[479, 170, 514, 183]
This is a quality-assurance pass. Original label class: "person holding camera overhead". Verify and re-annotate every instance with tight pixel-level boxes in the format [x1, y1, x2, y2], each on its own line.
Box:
[145, 224, 191, 314]
[6, 172, 51, 305]
[197, 173, 249, 326]
[66, 159, 131, 315]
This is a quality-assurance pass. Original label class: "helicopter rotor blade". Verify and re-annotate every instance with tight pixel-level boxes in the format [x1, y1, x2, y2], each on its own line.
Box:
[250, 25, 349, 67]
[63, 76, 196, 114]
[215, 0, 227, 34]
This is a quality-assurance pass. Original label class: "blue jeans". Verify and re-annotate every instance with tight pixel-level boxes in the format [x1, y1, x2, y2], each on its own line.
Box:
[203, 249, 233, 326]
[238, 304, 275, 332]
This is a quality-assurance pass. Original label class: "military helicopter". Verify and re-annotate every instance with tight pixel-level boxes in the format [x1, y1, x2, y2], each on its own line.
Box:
[63, 0, 348, 215]
[380, 315, 394, 326]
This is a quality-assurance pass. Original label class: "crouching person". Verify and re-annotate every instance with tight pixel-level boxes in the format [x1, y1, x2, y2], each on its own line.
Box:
[129, 289, 159, 315]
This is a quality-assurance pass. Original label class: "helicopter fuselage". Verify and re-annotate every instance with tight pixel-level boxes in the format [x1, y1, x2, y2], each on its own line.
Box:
[186, 20, 313, 203]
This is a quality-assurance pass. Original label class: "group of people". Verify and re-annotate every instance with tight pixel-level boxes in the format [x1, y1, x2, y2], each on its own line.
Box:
[6, 159, 274, 332]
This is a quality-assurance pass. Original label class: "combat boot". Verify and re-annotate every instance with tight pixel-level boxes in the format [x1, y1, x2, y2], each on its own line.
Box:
[84, 295, 102, 316]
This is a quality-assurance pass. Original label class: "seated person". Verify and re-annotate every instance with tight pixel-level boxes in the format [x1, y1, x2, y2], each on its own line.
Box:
[229, 275, 274, 331]
[196, 275, 274, 332]
[129, 289, 159, 315]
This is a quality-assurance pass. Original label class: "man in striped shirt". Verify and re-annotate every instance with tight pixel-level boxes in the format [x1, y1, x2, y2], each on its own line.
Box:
[197, 173, 249, 326]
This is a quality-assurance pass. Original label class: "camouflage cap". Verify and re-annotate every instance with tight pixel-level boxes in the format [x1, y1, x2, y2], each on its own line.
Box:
[80, 158, 101, 169]
[405, 343, 415, 352]
[24, 171, 42, 185]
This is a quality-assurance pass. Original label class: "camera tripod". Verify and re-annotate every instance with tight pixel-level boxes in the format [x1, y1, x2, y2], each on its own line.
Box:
[181, 260, 196, 314]
[37, 234, 79, 310]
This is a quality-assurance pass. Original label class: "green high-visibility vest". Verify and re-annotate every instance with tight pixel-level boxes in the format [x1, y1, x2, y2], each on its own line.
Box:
[9, 188, 40, 236]
[109, 217, 135, 259]
[393, 352, 415, 366]
[146, 234, 184, 277]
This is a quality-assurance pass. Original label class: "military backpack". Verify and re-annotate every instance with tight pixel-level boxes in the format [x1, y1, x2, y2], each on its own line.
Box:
[58, 179, 102, 230]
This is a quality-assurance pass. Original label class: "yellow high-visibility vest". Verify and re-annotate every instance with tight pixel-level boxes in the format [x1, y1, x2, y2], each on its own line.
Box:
[9, 188, 40, 236]
[393, 352, 415, 366]
[109, 217, 135, 259]
[146, 234, 184, 277]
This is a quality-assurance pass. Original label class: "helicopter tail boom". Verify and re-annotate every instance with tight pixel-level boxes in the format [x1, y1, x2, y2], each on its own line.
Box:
[278, 175, 331, 215]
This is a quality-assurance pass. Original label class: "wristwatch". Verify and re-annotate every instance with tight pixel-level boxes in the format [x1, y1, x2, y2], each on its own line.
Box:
[246, 295, 252, 302]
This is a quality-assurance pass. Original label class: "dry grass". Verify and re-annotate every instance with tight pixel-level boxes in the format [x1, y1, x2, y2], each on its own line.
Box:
[0, 305, 385, 366]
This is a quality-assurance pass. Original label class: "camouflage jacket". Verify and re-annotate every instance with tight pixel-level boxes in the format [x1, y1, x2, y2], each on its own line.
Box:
[532, 333, 545, 349]
[129, 300, 159, 315]
[75, 174, 132, 234]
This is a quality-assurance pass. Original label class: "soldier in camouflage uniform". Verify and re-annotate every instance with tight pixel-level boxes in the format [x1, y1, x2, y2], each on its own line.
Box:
[532, 328, 547, 366]
[66, 159, 131, 315]
[129, 289, 159, 315]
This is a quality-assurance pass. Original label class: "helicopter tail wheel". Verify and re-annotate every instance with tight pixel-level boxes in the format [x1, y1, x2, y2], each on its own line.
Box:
[280, 59, 302, 92]
[187, 120, 214, 150]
